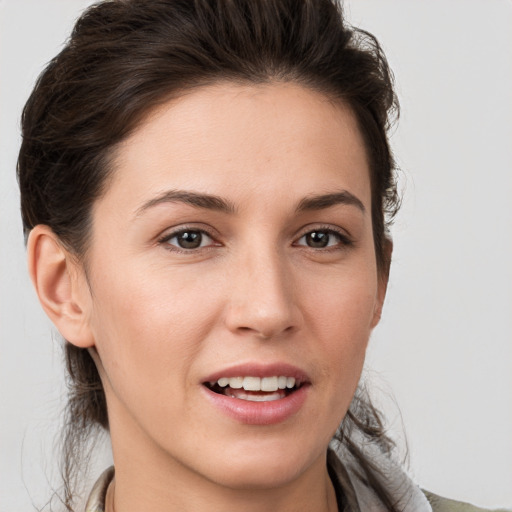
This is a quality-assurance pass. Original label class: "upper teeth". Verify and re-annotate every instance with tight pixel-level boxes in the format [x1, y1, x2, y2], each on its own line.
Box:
[214, 376, 296, 392]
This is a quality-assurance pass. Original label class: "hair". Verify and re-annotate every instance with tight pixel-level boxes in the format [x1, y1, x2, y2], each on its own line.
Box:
[17, 1, 401, 510]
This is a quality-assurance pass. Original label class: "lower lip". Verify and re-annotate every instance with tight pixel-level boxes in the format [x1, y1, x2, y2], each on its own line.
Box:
[201, 385, 309, 425]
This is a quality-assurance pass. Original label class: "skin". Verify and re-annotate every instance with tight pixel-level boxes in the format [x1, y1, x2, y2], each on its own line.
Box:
[28, 83, 389, 512]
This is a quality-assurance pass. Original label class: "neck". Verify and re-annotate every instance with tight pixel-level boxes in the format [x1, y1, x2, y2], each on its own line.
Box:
[107, 467, 338, 512]
[106, 413, 338, 512]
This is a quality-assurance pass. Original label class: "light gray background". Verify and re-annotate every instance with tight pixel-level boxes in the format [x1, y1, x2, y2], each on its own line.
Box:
[1, 1, 511, 510]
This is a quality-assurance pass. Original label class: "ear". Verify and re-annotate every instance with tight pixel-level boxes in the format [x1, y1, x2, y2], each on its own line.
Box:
[371, 238, 393, 328]
[27, 225, 95, 348]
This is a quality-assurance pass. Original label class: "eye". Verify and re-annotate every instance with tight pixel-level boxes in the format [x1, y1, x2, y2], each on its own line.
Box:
[160, 229, 216, 250]
[295, 229, 350, 249]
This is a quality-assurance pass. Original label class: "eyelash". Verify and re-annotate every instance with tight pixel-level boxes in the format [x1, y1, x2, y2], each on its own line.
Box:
[157, 226, 219, 253]
[294, 226, 353, 251]
[157, 225, 353, 253]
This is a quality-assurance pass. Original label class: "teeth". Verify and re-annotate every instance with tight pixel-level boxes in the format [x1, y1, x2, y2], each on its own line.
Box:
[218, 377, 229, 387]
[226, 390, 283, 402]
[229, 376, 243, 389]
[243, 376, 260, 391]
[261, 376, 278, 392]
[277, 376, 287, 389]
[214, 375, 298, 392]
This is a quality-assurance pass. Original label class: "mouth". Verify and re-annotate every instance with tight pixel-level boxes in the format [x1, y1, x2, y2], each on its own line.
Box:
[201, 365, 310, 424]
[203, 375, 304, 402]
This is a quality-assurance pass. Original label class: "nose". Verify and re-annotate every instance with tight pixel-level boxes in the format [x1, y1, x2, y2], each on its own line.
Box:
[223, 248, 303, 340]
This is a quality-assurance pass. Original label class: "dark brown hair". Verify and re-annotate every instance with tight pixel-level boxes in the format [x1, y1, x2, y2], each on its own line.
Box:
[17, 1, 400, 510]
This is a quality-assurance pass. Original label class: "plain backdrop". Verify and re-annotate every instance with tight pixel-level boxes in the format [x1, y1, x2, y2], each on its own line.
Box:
[1, 1, 511, 510]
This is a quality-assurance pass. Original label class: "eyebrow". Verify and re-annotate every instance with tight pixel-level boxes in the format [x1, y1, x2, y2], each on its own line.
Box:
[135, 190, 236, 216]
[135, 188, 365, 217]
[296, 191, 365, 213]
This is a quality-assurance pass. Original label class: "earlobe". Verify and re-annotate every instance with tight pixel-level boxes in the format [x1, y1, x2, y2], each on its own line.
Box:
[27, 225, 95, 348]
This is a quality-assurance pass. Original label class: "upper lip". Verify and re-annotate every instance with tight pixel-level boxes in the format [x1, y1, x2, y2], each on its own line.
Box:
[202, 362, 310, 385]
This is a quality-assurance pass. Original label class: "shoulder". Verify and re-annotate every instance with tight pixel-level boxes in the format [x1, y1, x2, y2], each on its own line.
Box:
[423, 490, 512, 512]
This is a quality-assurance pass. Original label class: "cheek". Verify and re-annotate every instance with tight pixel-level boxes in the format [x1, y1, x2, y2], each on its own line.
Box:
[305, 260, 378, 342]
[303, 265, 377, 395]
[86, 259, 223, 403]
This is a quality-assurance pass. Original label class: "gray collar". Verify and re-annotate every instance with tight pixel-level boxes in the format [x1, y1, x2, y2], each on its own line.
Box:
[331, 440, 432, 512]
[84, 449, 433, 512]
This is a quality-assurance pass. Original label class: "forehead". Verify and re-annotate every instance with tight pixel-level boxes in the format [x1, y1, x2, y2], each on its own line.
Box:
[104, 82, 371, 212]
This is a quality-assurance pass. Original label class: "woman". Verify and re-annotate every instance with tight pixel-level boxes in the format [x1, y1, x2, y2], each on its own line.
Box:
[14, 1, 510, 511]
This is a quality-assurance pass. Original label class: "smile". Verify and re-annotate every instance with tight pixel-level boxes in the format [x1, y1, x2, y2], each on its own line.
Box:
[201, 363, 310, 424]
[205, 376, 301, 402]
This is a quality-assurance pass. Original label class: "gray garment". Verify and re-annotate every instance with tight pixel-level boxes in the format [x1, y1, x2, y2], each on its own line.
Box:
[329, 440, 432, 512]
[423, 492, 511, 512]
[330, 438, 510, 512]
[85, 453, 509, 512]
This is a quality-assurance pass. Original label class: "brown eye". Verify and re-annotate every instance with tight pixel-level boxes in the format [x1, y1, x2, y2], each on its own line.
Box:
[163, 229, 214, 250]
[296, 229, 349, 249]
[305, 231, 330, 248]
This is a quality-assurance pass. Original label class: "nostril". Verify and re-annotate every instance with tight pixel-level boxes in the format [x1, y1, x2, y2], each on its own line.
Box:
[235, 326, 274, 338]
[234, 324, 296, 339]
[224, 296, 303, 339]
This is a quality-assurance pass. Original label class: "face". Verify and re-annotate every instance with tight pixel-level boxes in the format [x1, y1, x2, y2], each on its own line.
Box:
[80, 83, 386, 490]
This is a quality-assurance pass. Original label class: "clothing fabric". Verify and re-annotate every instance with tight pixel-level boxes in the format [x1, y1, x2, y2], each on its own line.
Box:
[84, 453, 509, 512]
[328, 440, 510, 512]
[329, 439, 432, 511]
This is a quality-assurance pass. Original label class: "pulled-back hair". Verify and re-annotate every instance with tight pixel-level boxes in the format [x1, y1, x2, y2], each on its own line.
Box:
[17, 1, 400, 510]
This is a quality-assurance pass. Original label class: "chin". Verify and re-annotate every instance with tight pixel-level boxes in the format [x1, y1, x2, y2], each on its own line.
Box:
[197, 437, 325, 490]
[210, 462, 306, 491]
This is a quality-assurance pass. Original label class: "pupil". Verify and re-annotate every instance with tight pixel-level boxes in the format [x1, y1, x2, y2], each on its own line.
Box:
[178, 231, 202, 249]
[307, 231, 329, 248]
